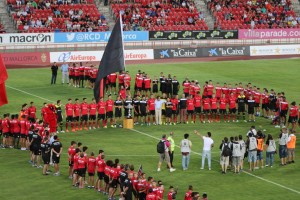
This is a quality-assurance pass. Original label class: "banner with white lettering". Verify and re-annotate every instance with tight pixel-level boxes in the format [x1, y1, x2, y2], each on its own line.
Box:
[50, 49, 154, 62]
[0, 33, 54, 44]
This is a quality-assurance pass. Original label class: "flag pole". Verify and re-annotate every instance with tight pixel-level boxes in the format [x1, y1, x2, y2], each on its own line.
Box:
[119, 12, 126, 71]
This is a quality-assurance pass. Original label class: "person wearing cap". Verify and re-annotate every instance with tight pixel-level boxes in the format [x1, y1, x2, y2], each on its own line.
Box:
[167, 132, 175, 168]
[157, 134, 176, 172]
[181, 133, 192, 170]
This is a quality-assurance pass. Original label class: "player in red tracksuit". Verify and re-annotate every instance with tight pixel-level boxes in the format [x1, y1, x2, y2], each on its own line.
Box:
[143, 75, 151, 96]
[87, 152, 97, 189]
[73, 99, 81, 131]
[106, 95, 115, 127]
[287, 102, 298, 133]
[89, 98, 97, 129]
[210, 95, 218, 122]
[65, 98, 74, 132]
[80, 98, 89, 130]
[97, 97, 107, 128]
[109, 72, 118, 95]
[228, 93, 237, 122]
[186, 96, 195, 124]
[147, 95, 156, 125]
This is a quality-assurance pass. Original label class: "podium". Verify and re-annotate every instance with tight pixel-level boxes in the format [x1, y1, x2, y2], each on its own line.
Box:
[123, 118, 134, 129]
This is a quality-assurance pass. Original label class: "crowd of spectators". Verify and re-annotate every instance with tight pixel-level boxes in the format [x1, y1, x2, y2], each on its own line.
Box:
[208, 0, 300, 30]
[111, 0, 208, 31]
[6, 0, 109, 32]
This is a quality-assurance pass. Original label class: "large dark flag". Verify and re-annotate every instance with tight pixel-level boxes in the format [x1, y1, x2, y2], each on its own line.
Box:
[0, 54, 8, 107]
[94, 17, 125, 102]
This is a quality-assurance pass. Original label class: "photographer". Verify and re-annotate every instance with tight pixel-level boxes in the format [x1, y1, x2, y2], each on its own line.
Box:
[219, 137, 231, 174]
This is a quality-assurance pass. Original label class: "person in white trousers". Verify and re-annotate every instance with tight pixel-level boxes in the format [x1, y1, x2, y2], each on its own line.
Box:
[61, 62, 69, 84]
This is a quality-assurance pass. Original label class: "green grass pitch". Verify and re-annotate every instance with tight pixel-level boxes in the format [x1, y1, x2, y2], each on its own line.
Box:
[0, 58, 300, 200]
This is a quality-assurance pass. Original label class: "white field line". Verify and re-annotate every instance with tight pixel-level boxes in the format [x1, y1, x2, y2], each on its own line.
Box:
[130, 129, 300, 195]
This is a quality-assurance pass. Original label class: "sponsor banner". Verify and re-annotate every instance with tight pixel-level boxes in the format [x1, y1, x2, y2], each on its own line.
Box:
[154, 48, 201, 59]
[149, 30, 238, 40]
[54, 31, 148, 43]
[250, 45, 300, 56]
[2, 52, 50, 65]
[50, 49, 153, 62]
[239, 29, 300, 39]
[0, 33, 54, 44]
[154, 46, 250, 59]
[201, 46, 250, 57]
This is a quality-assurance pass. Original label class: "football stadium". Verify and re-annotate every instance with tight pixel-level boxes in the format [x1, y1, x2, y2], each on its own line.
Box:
[0, 0, 300, 200]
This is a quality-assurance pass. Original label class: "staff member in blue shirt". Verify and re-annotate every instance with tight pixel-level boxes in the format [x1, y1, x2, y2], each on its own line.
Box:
[61, 62, 69, 84]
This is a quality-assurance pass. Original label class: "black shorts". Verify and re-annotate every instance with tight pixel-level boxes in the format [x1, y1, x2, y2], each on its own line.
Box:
[136, 86, 142, 91]
[203, 109, 210, 114]
[98, 114, 106, 120]
[229, 108, 236, 114]
[140, 110, 147, 117]
[89, 115, 96, 120]
[219, 109, 227, 114]
[20, 134, 27, 139]
[42, 155, 50, 164]
[33, 148, 41, 156]
[166, 109, 172, 118]
[84, 76, 89, 80]
[106, 111, 113, 119]
[172, 110, 179, 115]
[81, 115, 88, 121]
[211, 109, 217, 113]
[206, 95, 212, 99]
[280, 110, 288, 117]
[126, 86, 131, 91]
[238, 107, 245, 113]
[248, 108, 254, 114]
[69, 161, 74, 167]
[134, 111, 140, 117]
[88, 172, 95, 176]
[52, 154, 60, 164]
[14, 133, 20, 138]
[145, 88, 151, 92]
[110, 82, 116, 87]
[288, 116, 298, 123]
[195, 107, 201, 113]
[148, 110, 155, 115]
[91, 78, 96, 83]
[104, 174, 109, 184]
[66, 116, 73, 122]
[187, 110, 194, 115]
[97, 172, 105, 180]
[115, 109, 122, 118]
[3, 132, 10, 138]
[255, 103, 260, 108]
[119, 83, 124, 88]
[73, 169, 78, 174]
[77, 168, 86, 177]
[73, 116, 79, 121]
[74, 76, 80, 81]
[269, 103, 276, 111]
[262, 104, 269, 110]
[69, 75, 73, 80]
[9, 132, 14, 137]
[80, 75, 84, 80]
[162, 109, 166, 116]
[152, 86, 158, 93]
[110, 179, 118, 188]
[57, 115, 63, 123]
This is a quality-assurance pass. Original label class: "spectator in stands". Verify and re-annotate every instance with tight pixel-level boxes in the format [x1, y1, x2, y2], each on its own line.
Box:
[16, 0, 22, 6]
[199, 12, 205, 20]
[215, 4, 221, 12]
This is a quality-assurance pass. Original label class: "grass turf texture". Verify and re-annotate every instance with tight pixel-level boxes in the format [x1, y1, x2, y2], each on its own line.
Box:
[1, 58, 300, 200]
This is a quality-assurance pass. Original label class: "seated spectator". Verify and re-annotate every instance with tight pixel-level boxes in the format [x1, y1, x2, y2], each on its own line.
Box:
[182, 0, 187, 8]
[16, 0, 22, 6]
[215, 4, 221, 12]
[199, 12, 205, 20]
[36, 19, 42, 27]
[45, 1, 51, 9]
[188, 16, 194, 24]
[291, 19, 297, 27]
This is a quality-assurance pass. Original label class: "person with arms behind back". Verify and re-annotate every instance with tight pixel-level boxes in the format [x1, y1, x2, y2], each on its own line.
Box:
[51, 62, 58, 85]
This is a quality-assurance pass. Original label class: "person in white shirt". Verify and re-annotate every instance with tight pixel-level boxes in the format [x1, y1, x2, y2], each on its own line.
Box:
[154, 96, 166, 125]
[180, 133, 192, 170]
[194, 130, 214, 170]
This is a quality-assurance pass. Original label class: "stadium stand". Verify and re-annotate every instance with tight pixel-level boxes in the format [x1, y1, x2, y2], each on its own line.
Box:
[6, 0, 109, 32]
[208, 0, 300, 30]
[0, 22, 5, 33]
[110, 0, 209, 31]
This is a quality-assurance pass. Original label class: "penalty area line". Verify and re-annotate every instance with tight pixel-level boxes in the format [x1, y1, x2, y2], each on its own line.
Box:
[130, 128, 300, 195]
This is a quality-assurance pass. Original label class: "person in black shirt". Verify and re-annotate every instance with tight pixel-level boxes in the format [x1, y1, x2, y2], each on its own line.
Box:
[152, 76, 159, 95]
[139, 95, 148, 125]
[165, 97, 173, 125]
[41, 137, 51, 175]
[119, 164, 129, 199]
[51, 62, 59, 85]
[179, 94, 187, 123]
[51, 135, 63, 176]
[247, 96, 256, 122]
[122, 173, 133, 200]
[133, 96, 140, 125]
[114, 96, 123, 127]
[165, 74, 173, 97]
[237, 91, 246, 122]
[172, 76, 180, 96]
[160, 76, 167, 95]
[55, 100, 64, 133]
[30, 130, 42, 168]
